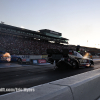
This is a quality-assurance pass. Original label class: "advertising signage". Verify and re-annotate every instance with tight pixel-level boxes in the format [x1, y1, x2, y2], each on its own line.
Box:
[38, 59, 46, 63]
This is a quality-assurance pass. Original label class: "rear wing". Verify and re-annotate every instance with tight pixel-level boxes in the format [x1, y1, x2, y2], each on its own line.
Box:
[47, 49, 69, 55]
[46, 49, 69, 60]
[46, 49, 61, 54]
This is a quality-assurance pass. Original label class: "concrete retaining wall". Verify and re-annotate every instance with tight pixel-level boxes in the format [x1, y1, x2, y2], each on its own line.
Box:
[97, 97, 100, 100]
[50, 69, 100, 100]
[17, 55, 42, 59]
[93, 56, 100, 58]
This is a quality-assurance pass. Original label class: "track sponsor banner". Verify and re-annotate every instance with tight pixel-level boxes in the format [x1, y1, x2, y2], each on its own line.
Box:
[26, 59, 30, 62]
[16, 55, 42, 60]
[33, 60, 38, 64]
[38, 59, 46, 64]
[32, 59, 48, 65]
[42, 55, 48, 59]
[22, 59, 26, 62]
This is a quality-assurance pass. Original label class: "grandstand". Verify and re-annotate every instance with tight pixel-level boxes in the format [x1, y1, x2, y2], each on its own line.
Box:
[0, 23, 100, 56]
[0, 45, 5, 52]
[0, 23, 69, 55]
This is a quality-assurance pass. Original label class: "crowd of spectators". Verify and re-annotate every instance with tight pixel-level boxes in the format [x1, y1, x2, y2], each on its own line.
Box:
[0, 33, 69, 55]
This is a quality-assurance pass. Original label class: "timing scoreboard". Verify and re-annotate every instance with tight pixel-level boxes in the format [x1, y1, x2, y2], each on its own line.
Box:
[39, 29, 62, 38]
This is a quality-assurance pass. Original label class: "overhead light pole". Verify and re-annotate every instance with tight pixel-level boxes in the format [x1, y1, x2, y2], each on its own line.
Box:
[87, 40, 88, 47]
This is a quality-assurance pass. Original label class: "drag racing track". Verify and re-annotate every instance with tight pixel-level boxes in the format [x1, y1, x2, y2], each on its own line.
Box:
[0, 60, 100, 95]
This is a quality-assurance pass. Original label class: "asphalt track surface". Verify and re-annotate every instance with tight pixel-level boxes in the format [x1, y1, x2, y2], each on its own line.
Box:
[0, 60, 100, 95]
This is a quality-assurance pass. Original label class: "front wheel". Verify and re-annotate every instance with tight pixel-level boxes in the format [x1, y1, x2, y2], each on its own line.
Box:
[72, 61, 78, 69]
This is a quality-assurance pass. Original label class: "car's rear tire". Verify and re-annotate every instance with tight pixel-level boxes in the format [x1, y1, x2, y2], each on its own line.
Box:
[56, 61, 67, 70]
[17, 58, 22, 64]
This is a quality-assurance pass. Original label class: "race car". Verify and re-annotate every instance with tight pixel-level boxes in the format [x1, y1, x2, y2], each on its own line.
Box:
[11, 55, 22, 63]
[46, 49, 94, 69]
[0, 51, 22, 63]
